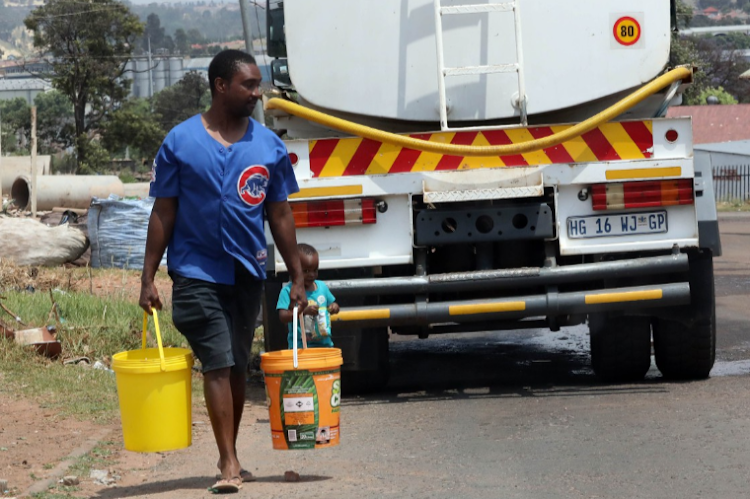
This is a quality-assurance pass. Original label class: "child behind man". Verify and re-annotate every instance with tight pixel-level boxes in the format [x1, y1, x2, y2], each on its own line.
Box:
[277, 243, 340, 349]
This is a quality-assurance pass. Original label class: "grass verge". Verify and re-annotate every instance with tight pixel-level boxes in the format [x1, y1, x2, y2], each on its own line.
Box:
[0, 289, 188, 422]
[30, 440, 119, 499]
[716, 199, 750, 212]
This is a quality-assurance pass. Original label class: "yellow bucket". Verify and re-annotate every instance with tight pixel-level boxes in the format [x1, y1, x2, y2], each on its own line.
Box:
[261, 347, 343, 450]
[112, 310, 194, 453]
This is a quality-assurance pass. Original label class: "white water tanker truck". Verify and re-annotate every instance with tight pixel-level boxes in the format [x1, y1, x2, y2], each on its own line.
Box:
[261, 0, 720, 390]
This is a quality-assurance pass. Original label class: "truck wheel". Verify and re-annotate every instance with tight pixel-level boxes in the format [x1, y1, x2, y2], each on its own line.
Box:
[652, 249, 716, 380]
[589, 315, 652, 382]
[262, 280, 288, 353]
[339, 327, 390, 394]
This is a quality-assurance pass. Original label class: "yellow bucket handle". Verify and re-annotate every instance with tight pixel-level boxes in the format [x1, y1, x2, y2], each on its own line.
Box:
[142, 309, 167, 372]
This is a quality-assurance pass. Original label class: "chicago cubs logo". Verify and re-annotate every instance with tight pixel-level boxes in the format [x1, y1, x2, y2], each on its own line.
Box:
[237, 165, 270, 206]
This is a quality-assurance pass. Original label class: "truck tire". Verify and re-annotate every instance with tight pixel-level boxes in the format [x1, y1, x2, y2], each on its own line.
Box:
[338, 327, 390, 394]
[589, 314, 652, 382]
[652, 249, 716, 380]
[262, 280, 288, 353]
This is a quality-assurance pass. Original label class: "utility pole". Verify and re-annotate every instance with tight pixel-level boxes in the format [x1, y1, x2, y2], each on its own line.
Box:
[147, 37, 154, 103]
[238, 0, 265, 124]
[30, 106, 37, 217]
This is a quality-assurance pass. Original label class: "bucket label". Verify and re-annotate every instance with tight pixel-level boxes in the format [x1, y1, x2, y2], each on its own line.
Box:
[280, 370, 319, 450]
[264, 366, 341, 450]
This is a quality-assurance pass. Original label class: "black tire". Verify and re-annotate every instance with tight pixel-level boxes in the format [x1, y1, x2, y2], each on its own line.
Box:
[653, 249, 716, 380]
[339, 327, 390, 395]
[589, 314, 652, 382]
[262, 280, 288, 353]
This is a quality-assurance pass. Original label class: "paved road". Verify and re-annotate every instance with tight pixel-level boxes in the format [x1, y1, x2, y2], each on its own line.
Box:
[95, 214, 750, 499]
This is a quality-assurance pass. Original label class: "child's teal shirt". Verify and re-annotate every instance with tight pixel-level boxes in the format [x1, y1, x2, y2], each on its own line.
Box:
[276, 280, 336, 349]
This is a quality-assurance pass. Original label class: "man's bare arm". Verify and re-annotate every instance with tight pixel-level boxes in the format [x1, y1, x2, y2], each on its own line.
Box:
[266, 200, 305, 309]
[139, 197, 178, 313]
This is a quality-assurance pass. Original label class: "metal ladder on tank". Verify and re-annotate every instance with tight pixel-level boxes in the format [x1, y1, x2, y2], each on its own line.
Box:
[433, 0, 527, 131]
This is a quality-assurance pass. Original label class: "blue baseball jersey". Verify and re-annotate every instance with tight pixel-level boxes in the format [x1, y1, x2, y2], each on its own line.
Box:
[150, 114, 299, 284]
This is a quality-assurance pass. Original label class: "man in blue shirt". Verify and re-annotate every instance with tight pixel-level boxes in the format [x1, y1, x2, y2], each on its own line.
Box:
[139, 49, 305, 493]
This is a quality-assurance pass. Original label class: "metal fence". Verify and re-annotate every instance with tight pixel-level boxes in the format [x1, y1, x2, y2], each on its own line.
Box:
[713, 165, 750, 202]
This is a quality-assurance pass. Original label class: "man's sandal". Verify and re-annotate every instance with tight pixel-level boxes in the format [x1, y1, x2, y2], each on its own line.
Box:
[215, 469, 256, 482]
[208, 476, 242, 494]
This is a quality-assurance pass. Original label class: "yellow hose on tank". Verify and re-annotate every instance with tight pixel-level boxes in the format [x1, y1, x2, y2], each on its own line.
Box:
[265, 66, 692, 157]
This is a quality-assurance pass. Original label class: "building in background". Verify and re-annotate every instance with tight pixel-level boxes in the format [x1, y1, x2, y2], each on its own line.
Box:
[0, 77, 50, 104]
[125, 54, 271, 99]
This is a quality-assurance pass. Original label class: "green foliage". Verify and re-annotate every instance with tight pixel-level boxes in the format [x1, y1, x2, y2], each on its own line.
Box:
[675, 0, 694, 30]
[142, 12, 165, 51]
[118, 171, 136, 184]
[696, 86, 739, 104]
[75, 136, 111, 175]
[174, 28, 190, 54]
[35, 90, 75, 154]
[671, 34, 713, 105]
[102, 98, 165, 162]
[0, 287, 187, 421]
[709, 32, 750, 50]
[50, 153, 77, 175]
[24, 0, 145, 173]
[128, 3, 258, 46]
[153, 71, 211, 132]
[0, 97, 31, 155]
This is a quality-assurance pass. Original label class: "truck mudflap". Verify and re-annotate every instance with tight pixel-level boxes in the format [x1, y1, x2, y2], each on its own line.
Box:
[326, 253, 691, 328]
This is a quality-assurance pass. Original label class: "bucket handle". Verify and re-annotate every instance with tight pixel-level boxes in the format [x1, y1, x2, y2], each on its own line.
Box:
[142, 309, 167, 372]
[292, 306, 308, 369]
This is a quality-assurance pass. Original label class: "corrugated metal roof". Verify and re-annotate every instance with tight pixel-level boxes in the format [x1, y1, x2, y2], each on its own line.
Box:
[666, 104, 750, 144]
[695, 140, 750, 156]
[0, 78, 52, 91]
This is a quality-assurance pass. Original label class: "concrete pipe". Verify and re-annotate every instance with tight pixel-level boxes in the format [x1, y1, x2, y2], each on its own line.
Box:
[11, 175, 125, 211]
[0, 155, 51, 197]
[122, 182, 151, 199]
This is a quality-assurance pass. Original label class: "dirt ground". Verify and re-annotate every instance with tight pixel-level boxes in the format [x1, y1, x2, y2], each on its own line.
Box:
[2, 215, 750, 498]
[0, 268, 175, 497]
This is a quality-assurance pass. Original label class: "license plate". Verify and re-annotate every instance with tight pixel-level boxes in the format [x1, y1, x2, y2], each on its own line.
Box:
[567, 211, 668, 239]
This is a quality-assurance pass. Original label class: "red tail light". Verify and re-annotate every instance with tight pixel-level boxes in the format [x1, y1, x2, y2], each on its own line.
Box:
[591, 180, 694, 211]
[291, 198, 377, 228]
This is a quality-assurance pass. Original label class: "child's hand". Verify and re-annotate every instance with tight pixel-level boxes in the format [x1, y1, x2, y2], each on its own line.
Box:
[329, 302, 340, 315]
[303, 304, 319, 316]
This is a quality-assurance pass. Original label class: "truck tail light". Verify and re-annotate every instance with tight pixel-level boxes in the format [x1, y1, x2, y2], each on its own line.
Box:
[591, 180, 694, 211]
[291, 198, 377, 228]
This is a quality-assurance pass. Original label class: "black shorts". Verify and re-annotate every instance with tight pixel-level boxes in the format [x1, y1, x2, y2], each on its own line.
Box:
[170, 264, 263, 374]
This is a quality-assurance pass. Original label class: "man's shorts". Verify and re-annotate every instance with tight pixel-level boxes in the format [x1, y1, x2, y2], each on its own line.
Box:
[170, 264, 263, 374]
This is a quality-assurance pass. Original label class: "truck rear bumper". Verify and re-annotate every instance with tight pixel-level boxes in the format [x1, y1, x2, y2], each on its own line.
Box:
[331, 283, 690, 328]
[327, 254, 691, 328]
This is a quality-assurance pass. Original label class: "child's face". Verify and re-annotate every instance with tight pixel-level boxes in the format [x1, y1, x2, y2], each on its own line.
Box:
[300, 252, 319, 286]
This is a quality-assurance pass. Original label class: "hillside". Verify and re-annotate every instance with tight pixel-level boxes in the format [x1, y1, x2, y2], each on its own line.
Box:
[0, 0, 263, 60]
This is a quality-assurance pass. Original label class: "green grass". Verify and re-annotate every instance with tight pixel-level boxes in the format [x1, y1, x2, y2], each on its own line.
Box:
[30, 441, 119, 499]
[0, 290, 188, 422]
[717, 199, 750, 212]
[0, 287, 266, 422]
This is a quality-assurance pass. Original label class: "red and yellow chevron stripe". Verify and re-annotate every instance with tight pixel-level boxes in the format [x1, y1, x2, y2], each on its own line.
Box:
[309, 121, 654, 178]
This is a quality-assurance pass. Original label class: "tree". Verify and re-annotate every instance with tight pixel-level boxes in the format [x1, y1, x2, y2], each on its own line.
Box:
[187, 28, 204, 46]
[174, 28, 190, 54]
[142, 13, 165, 52]
[34, 90, 75, 154]
[0, 98, 31, 155]
[24, 0, 144, 173]
[696, 86, 739, 104]
[153, 71, 210, 132]
[694, 36, 750, 103]
[102, 98, 165, 161]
